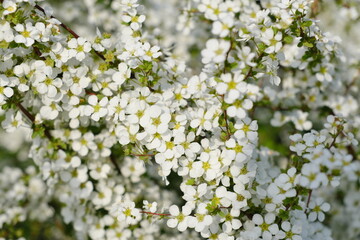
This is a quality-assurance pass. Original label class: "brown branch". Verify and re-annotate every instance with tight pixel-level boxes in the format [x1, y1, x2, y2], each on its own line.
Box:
[244, 52, 264, 81]
[223, 38, 234, 74]
[285, 190, 299, 211]
[310, 0, 320, 18]
[110, 153, 122, 175]
[17, 101, 122, 173]
[345, 70, 360, 94]
[140, 211, 171, 216]
[33, 46, 45, 60]
[220, 94, 231, 140]
[329, 133, 340, 148]
[16, 103, 35, 122]
[339, 131, 358, 161]
[223, 109, 231, 140]
[34, 4, 80, 38]
[131, 153, 155, 157]
[305, 189, 312, 212]
[16, 103, 53, 140]
[34, 4, 106, 61]
[347, 145, 358, 161]
[329, 126, 343, 149]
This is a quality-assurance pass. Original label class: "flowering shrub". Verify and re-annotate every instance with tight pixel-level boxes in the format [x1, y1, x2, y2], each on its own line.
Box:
[0, 0, 360, 239]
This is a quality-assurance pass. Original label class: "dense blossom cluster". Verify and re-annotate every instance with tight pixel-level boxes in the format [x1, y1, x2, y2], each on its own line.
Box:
[0, 0, 360, 239]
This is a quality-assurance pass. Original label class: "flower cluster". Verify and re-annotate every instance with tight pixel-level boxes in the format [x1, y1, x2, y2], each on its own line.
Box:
[0, 0, 360, 239]
[0, 166, 53, 237]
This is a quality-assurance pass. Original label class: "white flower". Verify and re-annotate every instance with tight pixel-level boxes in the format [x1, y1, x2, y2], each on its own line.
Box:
[237, 46, 256, 68]
[113, 200, 141, 225]
[253, 213, 280, 240]
[210, 186, 235, 208]
[300, 163, 328, 189]
[1, 110, 23, 132]
[225, 138, 254, 163]
[2, 0, 17, 16]
[55, 153, 81, 170]
[191, 151, 221, 181]
[220, 208, 242, 233]
[120, 157, 146, 183]
[92, 183, 112, 207]
[187, 72, 207, 96]
[227, 98, 253, 119]
[201, 39, 231, 64]
[39, 100, 62, 120]
[50, 43, 70, 67]
[71, 132, 97, 156]
[307, 198, 331, 222]
[89, 163, 111, 180]
[0, 21, 14, 42]
[0, 74, 14, 104]
[181, 183, 208, 206]
[34, 69, 62, 98]
[92, 75, 117, 96]
[216, 73, 247, 103]
[232, 183, 251, 209]
[234, 118, 258, 143]
[83, 95, 109, 121]
[14, 22, 39, 47]
[277, 167, 300, 186]
[280, 221, 302, 240]
[13, 63, 30, 92]
[141, 42, 162, 61]
[107, 95, 128, 122]
[187, 203, 212, 232]
[68, 37, 91, 61]
[291, 110, 312, 131]
[122, 11, 146, 31]
[115, 123, 140, 145]
[212, 17, 234, 37]
[190, 107, 217, 135]
[65, 66, 91, 95]
[261, 28, 283, 54]
[143, 200, 157, 212]
[112, 62, 131, 86]
[60, 165, 88, 188]
[139, 105, 171, 134]
[167, 204, 193, 232]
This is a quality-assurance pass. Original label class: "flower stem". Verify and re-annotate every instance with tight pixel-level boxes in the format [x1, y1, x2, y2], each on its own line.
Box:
[34, 4, 106, 61]
[140, 211, 171, 216]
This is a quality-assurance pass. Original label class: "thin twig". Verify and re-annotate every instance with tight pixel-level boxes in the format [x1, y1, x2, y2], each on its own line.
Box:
[285, 190, 299, 211]
[140, 211, 171, 216]
[33, 46, 45, 60]
[16, 103, 53, 140]
[329, 128, 342, 149]
[305, 189, 312, 212]
[34, 4, 106, 61]
[310, 0, 320, 18]
[16, 103, 35, 122]
[110, 153, 122, 175]
[131, 153, 155, 157]
[223, 38, 234, 74]
[220, 95, 231, 140]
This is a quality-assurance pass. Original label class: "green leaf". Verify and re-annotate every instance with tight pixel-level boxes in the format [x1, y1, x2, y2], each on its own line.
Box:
[279, 209, 289, 220]
[186, 179, 195, 185]
[32, 125, 45, 139]
[293, 205, 303, 210]
[284, 35, 294, 44]
[257, 42, 267, 52]
[0, 40, 9, 49]
[301, 21, 313, 28]
[303, 42, 314, 48]
[218, 211, 226, 218]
